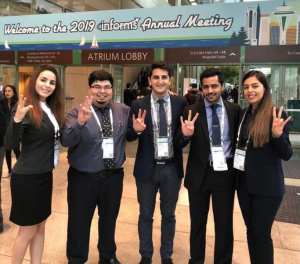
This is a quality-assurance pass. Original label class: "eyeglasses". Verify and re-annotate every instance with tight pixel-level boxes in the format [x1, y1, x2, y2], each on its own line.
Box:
[202, 84, 220, 90]
[90, 85, 112, 90]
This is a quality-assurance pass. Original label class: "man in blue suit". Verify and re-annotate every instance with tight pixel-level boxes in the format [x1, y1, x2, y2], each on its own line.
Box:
[127, 61, 186, 264]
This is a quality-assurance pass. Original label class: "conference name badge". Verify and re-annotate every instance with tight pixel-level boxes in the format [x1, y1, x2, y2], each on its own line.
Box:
[102, 138, 114, 159]
[157, 137, 169, 158]
[211, 146, 228, 171]
[234, 148, 246, 171]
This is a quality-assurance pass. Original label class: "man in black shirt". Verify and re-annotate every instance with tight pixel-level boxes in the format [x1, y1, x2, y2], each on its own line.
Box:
[124, 82, 135, 107]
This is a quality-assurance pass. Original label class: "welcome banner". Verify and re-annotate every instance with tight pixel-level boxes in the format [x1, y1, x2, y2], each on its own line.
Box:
[1, 0, 300, 51]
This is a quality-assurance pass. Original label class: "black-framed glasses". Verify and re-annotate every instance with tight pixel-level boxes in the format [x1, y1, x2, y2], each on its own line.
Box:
[90, 85, 112, 90]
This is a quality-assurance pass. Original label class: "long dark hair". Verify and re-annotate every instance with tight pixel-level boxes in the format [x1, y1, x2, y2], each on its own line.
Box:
[25, 65, 65, 128]
[242, 70, 274, 147]
[4, 85, 18, 109]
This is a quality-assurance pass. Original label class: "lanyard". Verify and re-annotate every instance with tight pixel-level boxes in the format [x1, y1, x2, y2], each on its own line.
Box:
[90, 106, 113, 137]
[236, 108, 251, 150]
[40, 102, 60, 140]
[209, 102, 225, 147]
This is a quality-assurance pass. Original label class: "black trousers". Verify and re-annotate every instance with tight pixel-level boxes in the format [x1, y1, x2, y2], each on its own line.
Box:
[237, 172, 282, 264]
[67, 166, 124, 264]
[188, 163, 235, 264]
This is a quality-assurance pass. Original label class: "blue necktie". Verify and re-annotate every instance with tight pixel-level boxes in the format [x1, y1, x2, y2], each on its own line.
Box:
[158, 99, 167, 137]
[211, 104, 221, 146]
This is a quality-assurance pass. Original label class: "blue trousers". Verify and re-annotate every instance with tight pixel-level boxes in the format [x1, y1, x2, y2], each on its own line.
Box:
[136, 162, 182, 259]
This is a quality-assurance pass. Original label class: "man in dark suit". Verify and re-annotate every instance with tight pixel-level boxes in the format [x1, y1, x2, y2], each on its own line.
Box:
[124, 82, 135, 107]
[175, 68, 240, 264]
[0, 91, 9, 233]
[127, 61, 186, 264]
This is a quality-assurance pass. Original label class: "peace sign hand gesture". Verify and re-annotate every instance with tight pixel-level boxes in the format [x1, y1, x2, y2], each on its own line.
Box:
[133, 109, 146, 133]
[180, 110, 199, 137]
[78, 96, 93, 126]
[272, 106, 291, 138]
[14, 95, 33, 122]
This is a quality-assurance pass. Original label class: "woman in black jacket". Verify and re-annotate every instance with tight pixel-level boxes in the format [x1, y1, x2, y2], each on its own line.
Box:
[4, 65, 65, 264]
[235, 70, 292, 264]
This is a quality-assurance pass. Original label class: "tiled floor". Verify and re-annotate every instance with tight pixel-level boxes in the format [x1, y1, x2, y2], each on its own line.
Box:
[0, 142, 300, 264]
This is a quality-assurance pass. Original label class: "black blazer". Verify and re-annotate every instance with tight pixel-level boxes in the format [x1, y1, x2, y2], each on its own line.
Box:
[175, 99, 240, 193]
[4, 107, 56, 174]
[238, 107, 293, 197]
[126, 94, 187, 182]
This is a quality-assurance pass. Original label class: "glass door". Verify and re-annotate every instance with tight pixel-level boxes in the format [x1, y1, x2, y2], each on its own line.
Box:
[243, 65, 300, 147]
[284, 66, 300, 133]
[111, 65, 123, 103]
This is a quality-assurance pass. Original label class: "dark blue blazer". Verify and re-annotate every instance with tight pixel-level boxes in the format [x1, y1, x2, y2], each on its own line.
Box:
[238, 107, 293, 197]
[126, 94, 187, 182]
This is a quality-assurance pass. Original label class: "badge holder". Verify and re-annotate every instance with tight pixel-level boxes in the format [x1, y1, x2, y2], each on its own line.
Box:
[157, 137, 169, 158]
[234, 148, 246, 171]
[211, 146, 228, 171]
[102, 138, 114, 159]
[54, 141, 59, 166]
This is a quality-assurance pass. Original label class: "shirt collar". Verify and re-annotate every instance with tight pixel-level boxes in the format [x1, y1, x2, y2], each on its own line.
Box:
[92, 102, 112, 111]
[151, 92, 170, 103]
[204, 97, 223, 109]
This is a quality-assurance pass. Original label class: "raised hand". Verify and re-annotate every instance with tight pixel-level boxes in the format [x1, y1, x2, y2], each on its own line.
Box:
[78, 96, 93, 126]
[14, 95, 33, 121]
[133, 109, 146, 133]
[272, 106, 291, 138]
[180, 110, 199, 137]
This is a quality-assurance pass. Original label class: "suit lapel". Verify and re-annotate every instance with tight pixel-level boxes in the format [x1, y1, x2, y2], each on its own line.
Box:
[223, 100, 235, 144]
[144, 95, 154, 142]
[42, 111, 55, 136]
[197, 100, 210, 143]
[170, 96, 177, 135]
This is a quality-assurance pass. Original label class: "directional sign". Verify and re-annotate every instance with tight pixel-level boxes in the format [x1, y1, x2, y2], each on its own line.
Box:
[18, 50, 72, 64]
[245, 45, 300, 63]
[165, 47, 240, 64]
[0, 51, 15, 64]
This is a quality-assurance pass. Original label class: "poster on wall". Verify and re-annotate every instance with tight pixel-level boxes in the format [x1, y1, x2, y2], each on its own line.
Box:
[1, 0, 300, 51]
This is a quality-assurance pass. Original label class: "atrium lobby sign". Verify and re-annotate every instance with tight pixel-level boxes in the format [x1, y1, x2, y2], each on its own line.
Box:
[1, 0, 300, 51]
[81, 49, 154, 64]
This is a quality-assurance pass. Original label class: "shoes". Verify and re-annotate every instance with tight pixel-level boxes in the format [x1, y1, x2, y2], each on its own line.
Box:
[0, 221, 3, 233]
[162, 259, 173, 264]
[99, 258, 121, 264]
[139, 257, 152, 264]
[3, 173, 11, 178]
